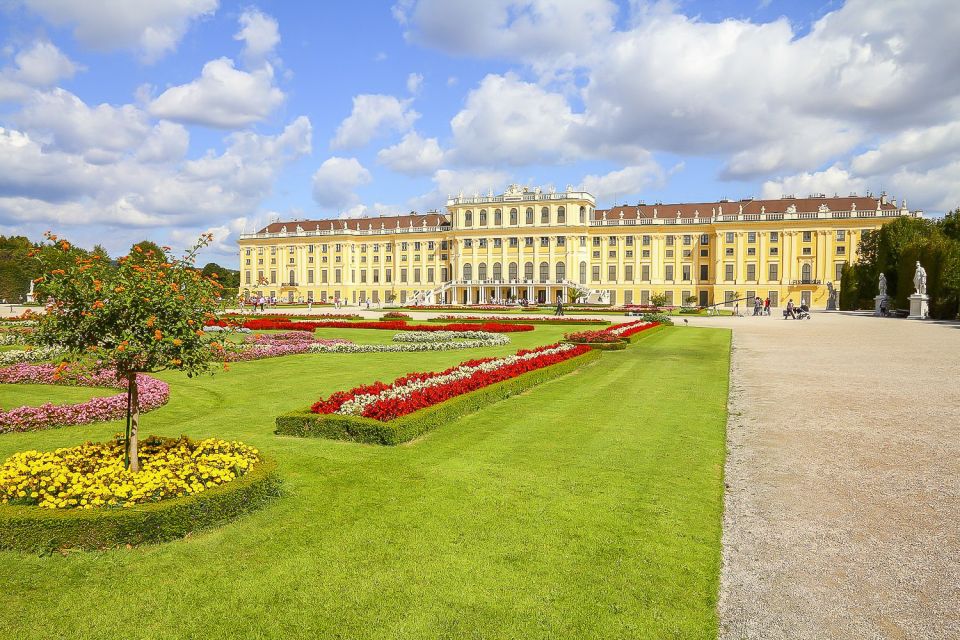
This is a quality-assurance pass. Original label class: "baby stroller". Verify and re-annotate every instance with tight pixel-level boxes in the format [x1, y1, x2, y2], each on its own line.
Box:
[795, 305, 811, 320]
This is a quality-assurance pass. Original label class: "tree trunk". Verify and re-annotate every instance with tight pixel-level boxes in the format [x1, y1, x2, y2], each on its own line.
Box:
[127, 372, 140, 472]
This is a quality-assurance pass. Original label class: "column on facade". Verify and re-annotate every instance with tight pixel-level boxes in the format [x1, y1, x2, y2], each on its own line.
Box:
[783, 231, 794, 283]
[734, 231, 744, 284]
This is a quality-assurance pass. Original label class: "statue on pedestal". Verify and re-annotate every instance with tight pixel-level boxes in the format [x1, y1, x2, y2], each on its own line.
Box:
[879, 272, 887, 297]
[826, 281, 838, 310]
[913, 261, 927, 295]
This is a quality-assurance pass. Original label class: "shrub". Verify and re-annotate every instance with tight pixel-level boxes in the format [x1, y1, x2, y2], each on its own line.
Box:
[380, 312, 411, 320]
[563, 330, 623, 343]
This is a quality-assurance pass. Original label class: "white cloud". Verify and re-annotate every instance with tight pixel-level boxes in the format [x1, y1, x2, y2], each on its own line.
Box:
[406, 167, 512, 212]
[148, 58, 285, 128]
[376, 131, 445, 175]
[16, 88, 151, 159]
[331, 94, 419, 149]
[581, 160, 666, 200]
[406, 72, 423, 94]
[23, 0, 218, 63]
[135, 121, 190, 164]
[761, 166, 867, 200]
[234, 9, 280, 65]
[850, 121, 960, 176]
[0, 40, 82, 103]
[450, 73, 582, 165]
[312, 157, 372, 209]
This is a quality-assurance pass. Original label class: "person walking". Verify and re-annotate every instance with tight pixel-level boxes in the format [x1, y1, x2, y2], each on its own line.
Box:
[555, 296, 564, 317]
[764, 297, 771, 315]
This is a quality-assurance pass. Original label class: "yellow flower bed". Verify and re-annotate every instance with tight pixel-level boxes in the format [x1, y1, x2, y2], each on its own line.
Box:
[0, 435, 260, 509]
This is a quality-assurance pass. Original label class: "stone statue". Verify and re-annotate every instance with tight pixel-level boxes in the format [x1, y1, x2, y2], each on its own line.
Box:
[827, 281, 838, 310]
[879, 273, 887, 297]
[913, 261, 927, 295]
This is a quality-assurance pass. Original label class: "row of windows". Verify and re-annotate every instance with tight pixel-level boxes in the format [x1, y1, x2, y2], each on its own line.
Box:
[246, 267, 449, 285]
[462, 206, 589, 227]
[243, 240, 450, 256]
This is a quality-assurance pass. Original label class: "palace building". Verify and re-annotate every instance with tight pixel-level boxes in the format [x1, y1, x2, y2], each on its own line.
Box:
[237, 184, 922, 309]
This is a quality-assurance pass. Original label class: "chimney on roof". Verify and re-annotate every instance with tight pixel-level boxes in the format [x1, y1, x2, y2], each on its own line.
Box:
[880, 191, 888, 205]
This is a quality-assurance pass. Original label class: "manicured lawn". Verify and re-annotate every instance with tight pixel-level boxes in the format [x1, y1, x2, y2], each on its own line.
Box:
[0, 383, 118, 409]
[0, 325, 729, 639]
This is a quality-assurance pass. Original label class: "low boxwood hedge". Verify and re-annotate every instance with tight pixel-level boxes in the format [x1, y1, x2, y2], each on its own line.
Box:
[562, 340, 627, 351]
[276, 349, 602, 445]
[0, 458, 281, 553]
[623, 324, 668, 344]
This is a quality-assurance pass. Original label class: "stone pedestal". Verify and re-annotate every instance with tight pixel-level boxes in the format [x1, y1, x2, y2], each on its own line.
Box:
[908, 293, 929, 319]
[874, 294, 888, 316]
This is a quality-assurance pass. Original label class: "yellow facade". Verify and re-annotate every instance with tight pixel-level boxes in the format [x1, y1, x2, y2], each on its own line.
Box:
[238, 185, 921, 309]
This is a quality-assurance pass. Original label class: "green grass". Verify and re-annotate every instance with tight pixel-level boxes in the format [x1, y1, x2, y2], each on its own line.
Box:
[0, 325, 730, 639]
[0, 383, 118, 409]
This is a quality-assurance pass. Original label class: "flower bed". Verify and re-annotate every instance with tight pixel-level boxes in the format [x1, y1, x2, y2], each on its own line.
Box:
[0, 326, 34, 345]
[607, 320, 660, 339]
[427, 315, 608, 326]
[227, 319, 533, 333]
[380, 312, 411, 320]
[0, 436, 280, 551]
[308, 330, 508, 353]
[221, 332, 350, 361]
[277, 344, 599, 444]
[221, 312, 363, 321]
[0, 346, 66, 366]
[562, 329, 627, 350]
[0, 364, 169, 433]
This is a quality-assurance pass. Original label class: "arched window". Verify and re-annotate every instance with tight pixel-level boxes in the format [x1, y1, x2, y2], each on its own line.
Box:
[510, 208, 518, 225]
[539, 261, 549, 281]
[556, 262, 566, 281]
[579, 206, 586, 223]
[525, 208, 534, 224]
[463, 263, 472, 280]
[478, 262, 488, 280]
[289, 269, 295, 284]
[464, 210, 473, 226]
[494, 209, 502, 225]
[479, 209, 488, 226]
[493, 262, 502, 280]
[579, 261, 587, 284]
[802, 263, 812, 281]
[557, 206, 566, 224]
[524, 261, 534, 281]
[509, 262, 518, 281]
[541, 207, 549, 224]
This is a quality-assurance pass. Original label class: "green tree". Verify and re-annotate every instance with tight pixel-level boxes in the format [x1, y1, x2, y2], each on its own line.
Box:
[839, 262, 859, 310]
[650, 292, 668, 308]
[34, 233, 226, 471]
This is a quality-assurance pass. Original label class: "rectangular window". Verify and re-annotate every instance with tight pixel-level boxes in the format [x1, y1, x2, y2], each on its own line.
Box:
[608, 251, 616, 258]
[556, 236, 565, 246]
[608, 265, 617, 281]
[665, 250, 674, 258]
[626, 236, 634, 246]
[641, 265, 650, 281]
[609, 236, 617, 246]
[700, 264, 709, 280]
[725, 291, 736, 307]
[747, 247, 756, 256]
[682, 265, 691, 281]
[321, 269, 328, 283]
[464, 239, 473, 248]
[401, 268, 408, 283]
[768, 291, 779, 307]
[836, 230, 846, 241]
[835, 263, 844, 281]
[803, 231, 812, 242]
[624, 290, 633, 304]
[360, 270, 367, 283]
[593, 251, 600, 259]
[700, 249, 708, 257]
[725, 248, 734, 256]
[335, 269, 342, 284]
[726, 232, 735, 243]
[541, 237, 550, 247]
[683, 235, 692, 246]
[747, 232, 756, 243]
[386, 269, 392, 283]
[665, 235, 674, 246]
[665, 265, 674, 281]
[414, 242, 421, 251]
[593, 237, 601, 246]
[625, 265, 634, 281]
[414, 268, 421, 283]
[642, 250, 651, 258]
[307, 270, 314, 284]
[725, 264, 734, 281]
[746, 264, 756, 281]
[641, 290, 650, 305]
[270, 271, 276, 284]
[802, 247, 812, 255]
[700, 234, 710, 244]
[494, 238, 502, 248]
[427, 267, 434, 282]
[509, 237, 518, 247]
[770, 231, 778, 242]
[244, 271, 251, 284]
[591, 265, 601, 281]
[479, 239, 487, 248]
[525, 237, 534, 246]
[642, 235, 651, 246]
[770, 247, 779, 255]
[625, 250, 633, 258]
[836, 246, 846, 255]
[682, 250, 691, 258]
[665, 291, 674, 306]
[373, 270, 379, 283]
[769, 263, 779, 281]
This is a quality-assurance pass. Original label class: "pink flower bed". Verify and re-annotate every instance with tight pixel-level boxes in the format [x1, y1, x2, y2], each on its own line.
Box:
[222, 331, 351, 361]
[0, 363, 170, 433]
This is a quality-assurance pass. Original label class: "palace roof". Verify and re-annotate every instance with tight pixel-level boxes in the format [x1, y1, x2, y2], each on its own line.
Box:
[257, 212, 450, 234]
[594, 196, 901, 221]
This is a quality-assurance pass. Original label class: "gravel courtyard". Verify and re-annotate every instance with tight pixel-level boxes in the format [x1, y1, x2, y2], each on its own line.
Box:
[693, 312, 959, 639]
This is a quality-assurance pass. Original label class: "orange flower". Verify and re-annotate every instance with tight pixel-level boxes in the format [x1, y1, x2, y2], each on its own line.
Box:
[93, 280, 102, 291]
[195, 330, 204, 337]
[50, 269, 66, 276]
[117, 344, 126, 352]
[59, 241, 71, 251]
[171, 358, 182, 365]
[172, 338, 183, 346]
[32, 277, 44, 284]
[92, 300, 105, 310]
[153, 330, 163, 340]
[146, 316, 156, 328]
[187, 319, 195, 326]
[114, 286, 124, 293]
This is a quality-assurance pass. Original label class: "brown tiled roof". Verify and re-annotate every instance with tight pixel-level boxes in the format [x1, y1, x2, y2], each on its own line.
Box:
[594, 196, 900, 221]
[258, 212, 450, 234]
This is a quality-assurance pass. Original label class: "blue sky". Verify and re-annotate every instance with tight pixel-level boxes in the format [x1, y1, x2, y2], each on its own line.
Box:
[1, 0, 958, 266]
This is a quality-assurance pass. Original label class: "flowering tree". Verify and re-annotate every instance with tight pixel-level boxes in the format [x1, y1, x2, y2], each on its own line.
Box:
[32, 233, 225, 471]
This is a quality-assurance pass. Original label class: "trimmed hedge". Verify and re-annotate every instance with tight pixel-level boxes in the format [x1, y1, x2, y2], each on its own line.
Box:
[424, 317, 609, 326]
[276, 349, 602, 445]
[0, 458, 281, 552]
[562, 340, 627, 351]
[623, 324, 667, 344]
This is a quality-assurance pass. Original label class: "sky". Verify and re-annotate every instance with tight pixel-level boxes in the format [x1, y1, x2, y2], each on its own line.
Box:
[1, 0, 959, 267]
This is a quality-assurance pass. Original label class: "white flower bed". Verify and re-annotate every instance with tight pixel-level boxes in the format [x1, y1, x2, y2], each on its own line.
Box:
[307, 334, 509, 354]
[0, 346, 66, 366]
[335, 343, 578, 416]
[203, 325, 251, 333]
[391, 330, 503, 343]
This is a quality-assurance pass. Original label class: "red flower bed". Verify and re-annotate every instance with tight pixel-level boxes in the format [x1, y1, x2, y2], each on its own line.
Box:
[310, 343, 589, 421]
[564, 330, 624, 343]
[230, 319, 533, 333]
[608, 320, 658, 338]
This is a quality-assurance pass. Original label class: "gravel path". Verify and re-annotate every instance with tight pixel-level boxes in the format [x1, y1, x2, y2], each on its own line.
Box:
[687, 311, 959, 639]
